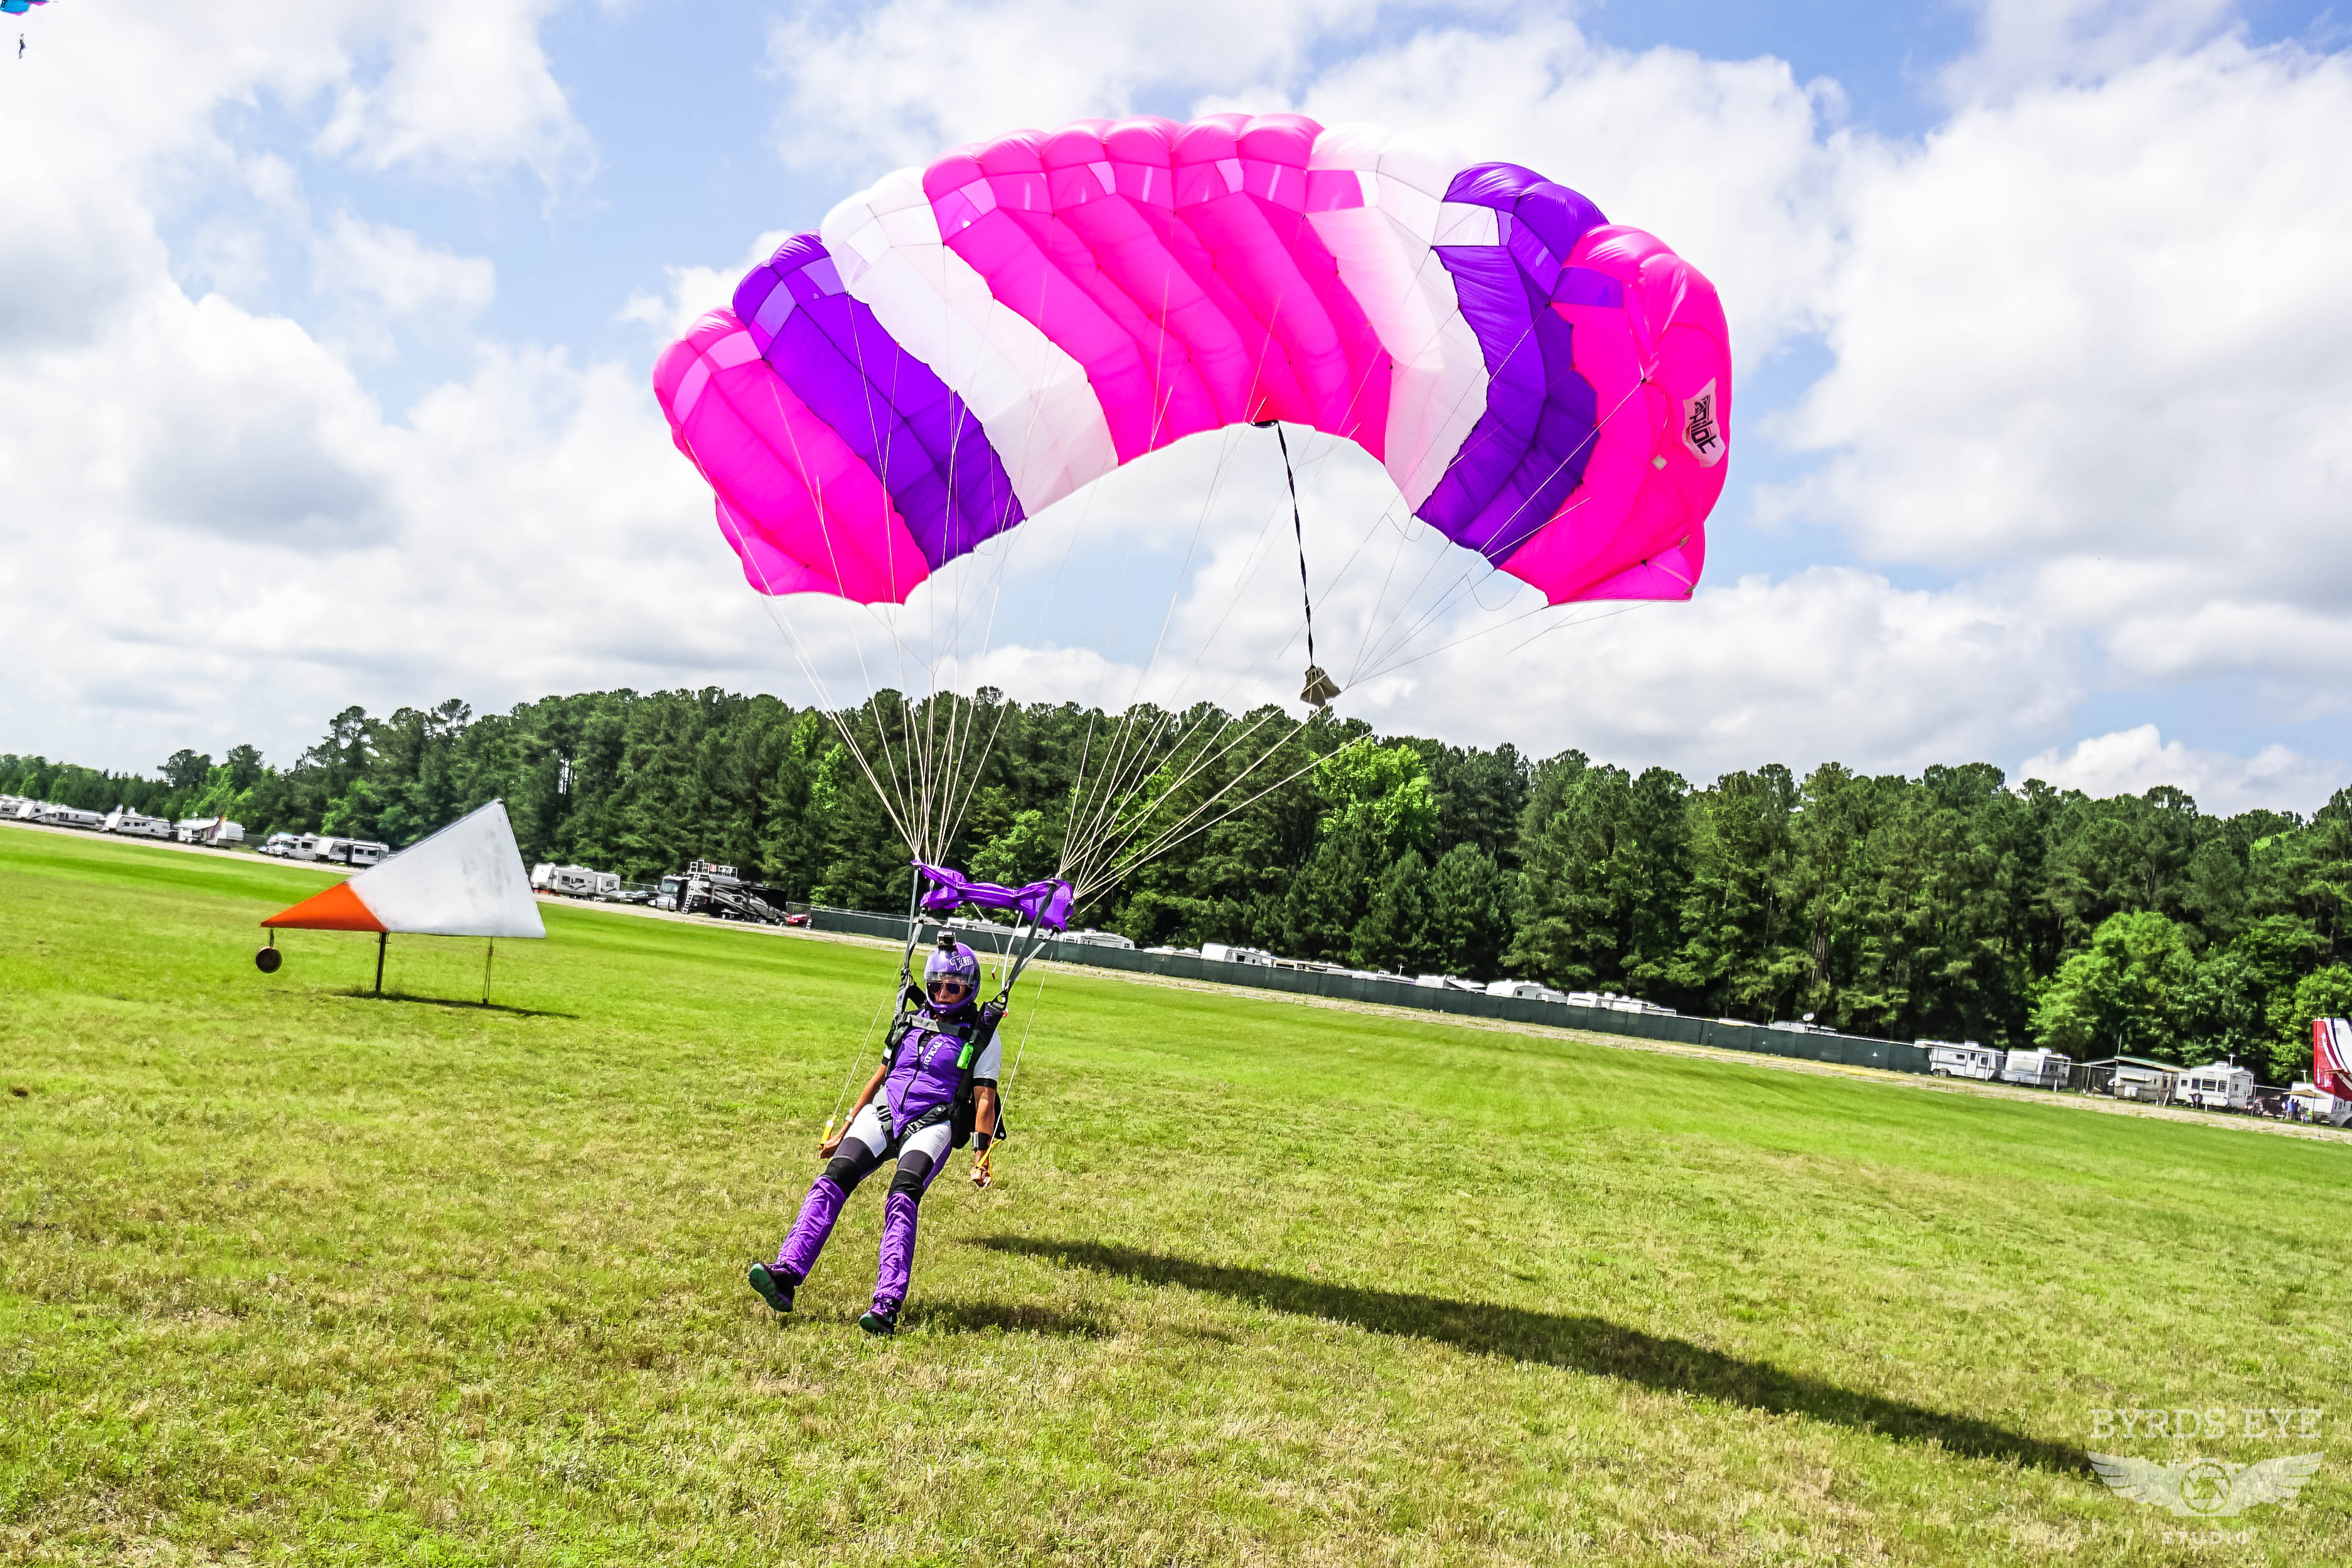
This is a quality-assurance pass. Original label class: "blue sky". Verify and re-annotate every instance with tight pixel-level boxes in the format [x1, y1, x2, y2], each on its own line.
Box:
[4, 0, 2350, 813]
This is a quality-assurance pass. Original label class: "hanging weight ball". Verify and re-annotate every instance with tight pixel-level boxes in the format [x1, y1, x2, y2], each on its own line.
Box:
[254, 946, 282, 974]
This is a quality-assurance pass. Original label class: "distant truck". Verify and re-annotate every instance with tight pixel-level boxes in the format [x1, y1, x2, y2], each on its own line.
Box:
[1202, 942, 1275, 966]
[102, 808, 175, 840]
[1999, 1048, 2071, 1089]
[656, 861, 789, 924]
[2176, 1060, 2256, 1112]
[1923, 1041, 2001, 1080]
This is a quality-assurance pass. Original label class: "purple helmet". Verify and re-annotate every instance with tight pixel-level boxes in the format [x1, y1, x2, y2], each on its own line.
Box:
[924, 937, 981, 1010]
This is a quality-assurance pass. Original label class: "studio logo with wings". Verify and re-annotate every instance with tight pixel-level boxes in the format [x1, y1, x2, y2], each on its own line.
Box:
[2088, 1453, 2323, 1517]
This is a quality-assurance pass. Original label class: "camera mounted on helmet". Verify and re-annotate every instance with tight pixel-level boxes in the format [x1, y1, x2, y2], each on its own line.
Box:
[922, 930, 981, 1013]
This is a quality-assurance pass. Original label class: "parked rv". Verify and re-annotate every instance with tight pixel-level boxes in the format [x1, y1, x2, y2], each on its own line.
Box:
[36, 804, 105, 830]
[1062, 929, 1135, 949]
[102, 808, 175, 840]
[345, 840, 390, 868]
[1201, 942, 1275, 966]
[259, 833, 301, 857]
[1487, 978, 1567, 1003]
[172, 816, 247, 847]
[1999, 1048, 2071, 1089]
[532, 863, 621, 897]
[1922, 1040, 2001, 1080]
[2176, 1061, 2255, 1112]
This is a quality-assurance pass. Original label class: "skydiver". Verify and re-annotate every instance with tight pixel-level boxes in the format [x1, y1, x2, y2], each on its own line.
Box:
[747, 934, 1003, 1335]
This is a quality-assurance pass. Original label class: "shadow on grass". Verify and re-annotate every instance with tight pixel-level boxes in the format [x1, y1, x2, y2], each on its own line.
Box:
[334, 989, 577, 1019]
[909, 1297, 1113, 1338]
[975, 1237, 2085, 1474]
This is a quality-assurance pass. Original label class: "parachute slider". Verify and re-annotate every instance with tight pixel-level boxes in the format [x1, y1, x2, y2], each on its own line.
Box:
[1301, 666, 1342, 708]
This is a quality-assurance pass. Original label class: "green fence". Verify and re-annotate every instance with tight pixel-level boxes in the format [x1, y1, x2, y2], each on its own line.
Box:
[801, 905, 1934, 1077]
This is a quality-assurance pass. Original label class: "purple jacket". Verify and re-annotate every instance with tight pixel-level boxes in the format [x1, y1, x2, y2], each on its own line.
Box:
[881, 1007, 1002, 1133]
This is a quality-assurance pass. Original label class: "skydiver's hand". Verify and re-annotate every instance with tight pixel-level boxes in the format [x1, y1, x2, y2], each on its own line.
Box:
[817, 1131, 843, 1159]
[970, 1148, 994, 1189]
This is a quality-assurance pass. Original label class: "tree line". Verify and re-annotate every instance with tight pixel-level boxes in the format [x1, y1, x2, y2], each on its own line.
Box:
[9, 685, 2349, 1080]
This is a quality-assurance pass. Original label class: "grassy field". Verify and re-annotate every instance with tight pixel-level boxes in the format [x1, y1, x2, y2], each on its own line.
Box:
[3, 824, 2347, 1566]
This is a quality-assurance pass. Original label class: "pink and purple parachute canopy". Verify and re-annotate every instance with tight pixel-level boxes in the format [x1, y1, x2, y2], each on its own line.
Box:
[655, 114, 1729, 609]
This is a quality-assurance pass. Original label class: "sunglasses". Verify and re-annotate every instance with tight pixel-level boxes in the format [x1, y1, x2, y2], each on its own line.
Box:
[928, 976, 973, 1000]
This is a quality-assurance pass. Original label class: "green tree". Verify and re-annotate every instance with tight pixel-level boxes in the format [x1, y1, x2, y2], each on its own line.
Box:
[2030, 910, 2200, 1062]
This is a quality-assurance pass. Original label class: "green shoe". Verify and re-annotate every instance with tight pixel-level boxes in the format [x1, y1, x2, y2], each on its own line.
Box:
[747, 1263, 796, 1315]
[858, 1305, 898, 1336]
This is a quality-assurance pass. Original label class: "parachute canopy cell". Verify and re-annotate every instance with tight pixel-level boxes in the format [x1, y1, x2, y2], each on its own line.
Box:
[654, 114, 1729, 610]
[3, 1, 55, 13]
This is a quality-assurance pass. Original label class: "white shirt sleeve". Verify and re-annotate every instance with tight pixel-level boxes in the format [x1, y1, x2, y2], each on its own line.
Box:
[971, 1024, 1003, 1084]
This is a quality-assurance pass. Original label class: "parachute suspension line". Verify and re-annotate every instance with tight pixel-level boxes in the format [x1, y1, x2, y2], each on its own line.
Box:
[1054, 284, 1310, 897]
[1054, 419, 1253, 883]
[1349, 374, 1657, 688]
[1270, 422, 1339, 709]
[1081, 730, 1374, 896]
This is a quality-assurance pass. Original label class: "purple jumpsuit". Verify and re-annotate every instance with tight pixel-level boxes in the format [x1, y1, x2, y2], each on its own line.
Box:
[773, 1006, 1001, 1316]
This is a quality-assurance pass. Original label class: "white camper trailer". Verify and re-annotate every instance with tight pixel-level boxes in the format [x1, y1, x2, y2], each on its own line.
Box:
[259, 832, 301, 857]
[1923, 1041, 2001, 1080]
[37, 804, 105, 830]
[345, 840, 389, 868]
[1201, 942, 1275, 966]
[2176, 1061, 2256, 1112]
[2000, 1048, 2071, 1089]
[103, 808, 174, 840]
[532, 863, 617, 897]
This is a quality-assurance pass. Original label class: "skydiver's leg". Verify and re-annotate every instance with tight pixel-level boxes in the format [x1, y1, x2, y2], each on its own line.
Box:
[775, 1104, 888, 1283]
[870, 1119, 954, 1318]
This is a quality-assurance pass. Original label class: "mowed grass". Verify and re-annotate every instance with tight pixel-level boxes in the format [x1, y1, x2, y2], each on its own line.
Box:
[2, 826, 2347, 1567]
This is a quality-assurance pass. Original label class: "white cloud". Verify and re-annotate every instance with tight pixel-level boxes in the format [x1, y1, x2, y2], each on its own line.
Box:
[2020, 725, 2343, 814]
[1772, 35, 2352, 697]
[619, 229, 796, 341]
[311, 0, 592, 183]
[313, 215, 496, 322]
[764, 0, 1419, 171]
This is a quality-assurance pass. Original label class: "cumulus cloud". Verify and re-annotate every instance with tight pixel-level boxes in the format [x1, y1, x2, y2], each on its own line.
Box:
[618, 229, 796, 341]
[313, 215, 496, 321]
[7, 0, 2349, 813]
[1771, 34, 2352, 702]
[764, 0, 1426, 170]
[2020, 725, 2343, 815]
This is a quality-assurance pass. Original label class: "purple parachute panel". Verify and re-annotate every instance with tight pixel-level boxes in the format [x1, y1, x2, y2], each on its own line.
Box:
[653, 114, 1730, 610]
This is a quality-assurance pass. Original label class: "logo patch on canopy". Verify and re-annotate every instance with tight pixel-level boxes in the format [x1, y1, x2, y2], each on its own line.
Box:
[1682, 380, 1725, 466]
